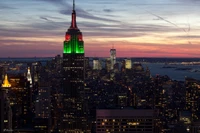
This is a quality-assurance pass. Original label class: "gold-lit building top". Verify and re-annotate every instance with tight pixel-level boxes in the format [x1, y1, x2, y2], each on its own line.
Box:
[2, 74, 11, 88]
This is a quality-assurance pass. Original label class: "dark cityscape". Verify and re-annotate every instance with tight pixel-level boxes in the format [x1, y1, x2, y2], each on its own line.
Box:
[1, 0, 200, 133]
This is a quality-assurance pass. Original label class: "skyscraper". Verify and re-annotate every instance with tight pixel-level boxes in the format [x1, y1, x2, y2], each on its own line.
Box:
[110, 48, 116, 70]
[1, 75, 12, 133]
[125, 58, 132, 69]
[27, 67, 32, 85]
[62, 0, 87, 132]
[93, 58, 102, 70]
[63, 0, 84, 98]
[0, 88, 12, 133]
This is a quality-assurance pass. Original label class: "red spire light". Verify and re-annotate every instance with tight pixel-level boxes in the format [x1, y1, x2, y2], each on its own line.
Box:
[65, 34, 71, 41]
[78, 34, 83, 41]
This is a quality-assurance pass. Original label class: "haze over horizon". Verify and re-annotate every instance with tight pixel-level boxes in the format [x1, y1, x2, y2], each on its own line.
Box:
[0, 0, 200, 57]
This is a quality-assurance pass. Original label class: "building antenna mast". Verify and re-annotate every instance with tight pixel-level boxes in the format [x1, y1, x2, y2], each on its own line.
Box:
[73, 0, 75, 10]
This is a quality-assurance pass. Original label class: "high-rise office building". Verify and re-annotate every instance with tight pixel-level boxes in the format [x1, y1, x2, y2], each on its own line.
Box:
[63, 0, 84, 99]
[110, 49, 116, 70]
[93, 58, 102, 70]
[8, 74, 33, 129]
[62, 0, 87, 132]
[31, 62, 40, 116]
[0, 89, 12, 133]
[185, 77, 200, 121]
[1, 75, 12, 133]
[35, 82, 51, 133]
[96, 109, 160, 133]
[27, 67, 32, 85]
[106, 58, 111, 72]
[93, 59, 99, 70]
[32, 62, 40, 84]
[125, 59, 132, 69]
[35, 83, 51, 119]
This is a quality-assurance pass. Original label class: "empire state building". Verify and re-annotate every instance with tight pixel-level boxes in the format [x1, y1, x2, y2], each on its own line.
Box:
[62, 0, 87, 132]
[63, 0, 84, 98]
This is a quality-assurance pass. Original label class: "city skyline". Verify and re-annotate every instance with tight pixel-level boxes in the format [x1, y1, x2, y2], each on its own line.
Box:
[0, 0, 200, 57]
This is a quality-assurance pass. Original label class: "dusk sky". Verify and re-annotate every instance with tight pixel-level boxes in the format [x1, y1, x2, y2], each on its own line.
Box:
[0, 0, 200, 57]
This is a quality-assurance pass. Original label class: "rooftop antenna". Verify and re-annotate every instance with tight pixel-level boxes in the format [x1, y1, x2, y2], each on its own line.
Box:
[73, 0, 75, 11]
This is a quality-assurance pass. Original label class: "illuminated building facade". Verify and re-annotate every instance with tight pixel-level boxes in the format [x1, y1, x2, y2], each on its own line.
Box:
[110, 49, 116, 70]
[8, 75, 32, 129]
[2, 74, 11, 88]
[125, 59, 132, 69]
[93, 59, 102, 70]
[35, 84, 51, 119]
[27, 67, 32, 85]
[32, 62, 40, 84]
[63, 0, 84, 98]
[62, 0, 87, 132]
[93, 59, 99, 70]
[185, 77, 200, 121]
[0, 81, 12, 133]
[35, 82, 51, 132]
[31, 62, 40, 117]
[96, 109, 159, 133]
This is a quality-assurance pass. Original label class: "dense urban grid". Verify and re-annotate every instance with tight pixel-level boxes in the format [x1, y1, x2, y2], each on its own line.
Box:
[1, 1, 200, 133]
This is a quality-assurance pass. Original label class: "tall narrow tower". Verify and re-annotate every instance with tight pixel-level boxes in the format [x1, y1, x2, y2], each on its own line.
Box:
[62, 0, 87, 132]
[110, 46, 116, 70]
[63, 0, 84, 98]
[27, 67, 32, 85]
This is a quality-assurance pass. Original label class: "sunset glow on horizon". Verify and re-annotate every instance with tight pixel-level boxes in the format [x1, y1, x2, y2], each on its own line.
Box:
[0, 0, 200, 57]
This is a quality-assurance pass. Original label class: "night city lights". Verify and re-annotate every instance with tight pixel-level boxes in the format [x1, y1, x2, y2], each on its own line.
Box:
[0, 0, 200, 133]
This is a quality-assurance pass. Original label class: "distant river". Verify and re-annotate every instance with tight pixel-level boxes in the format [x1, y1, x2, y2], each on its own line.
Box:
[142, 63, 200, 81]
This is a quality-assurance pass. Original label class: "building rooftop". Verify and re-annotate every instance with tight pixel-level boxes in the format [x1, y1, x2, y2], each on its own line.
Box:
[96, 108, 158, 117]
[2, 74, 11, 87]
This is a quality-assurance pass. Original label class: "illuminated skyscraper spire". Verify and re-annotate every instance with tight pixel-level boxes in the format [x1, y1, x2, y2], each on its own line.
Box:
[2, 74, 11, 88]
[27, 67, 32, 84]
[63, 0, 84, 54]
[70, 0, 77, 28]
